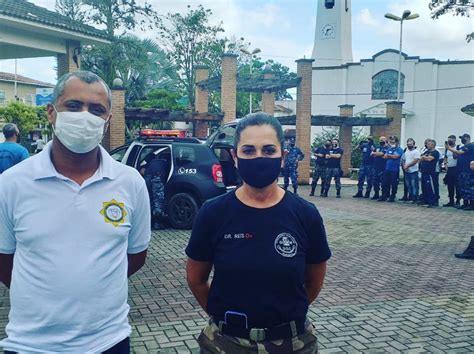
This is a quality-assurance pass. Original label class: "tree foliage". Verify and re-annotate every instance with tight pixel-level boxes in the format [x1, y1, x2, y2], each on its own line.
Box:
[82, 36, 179, 105]
[429, 0, 474, 41]
[311, 127, 368, 169]
[0, 102, 48, 144]
[55, 0, 86, 22]
[156, 5, 225, 109]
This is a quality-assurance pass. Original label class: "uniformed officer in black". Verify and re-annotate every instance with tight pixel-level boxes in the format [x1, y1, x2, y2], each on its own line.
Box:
[185, 113, 331, 353]
[309, 140, 330, 196]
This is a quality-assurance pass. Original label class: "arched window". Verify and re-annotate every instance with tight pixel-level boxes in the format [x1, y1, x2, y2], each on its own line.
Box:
[372, 70, 405, 100]
[325, 0, 335, 9]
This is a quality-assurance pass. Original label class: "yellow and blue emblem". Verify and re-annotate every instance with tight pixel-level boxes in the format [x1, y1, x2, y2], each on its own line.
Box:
[100, 199, 127, 227]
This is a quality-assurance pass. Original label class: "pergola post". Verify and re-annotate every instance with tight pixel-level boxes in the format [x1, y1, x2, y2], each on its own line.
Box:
[57, 40, 81, 78]
[221, 53, 238, 124]
[262, 69, 275, 115]
[338, 104, 354, 176]
[295, 58, 315, 185]
[194, 65, 210, 138]
[103, 81, 125, 151]
[371, 101, 404, 139]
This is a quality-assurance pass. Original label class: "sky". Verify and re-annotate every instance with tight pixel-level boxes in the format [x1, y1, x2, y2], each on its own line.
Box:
[0, 0, 473, 85]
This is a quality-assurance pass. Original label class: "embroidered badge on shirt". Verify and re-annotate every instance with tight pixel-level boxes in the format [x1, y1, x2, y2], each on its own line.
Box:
[274, 233, 298, 258]
[100, 199, 127, 227]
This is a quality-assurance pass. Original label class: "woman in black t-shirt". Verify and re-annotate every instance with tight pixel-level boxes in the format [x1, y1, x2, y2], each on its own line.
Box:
[186, 113, 331, 353]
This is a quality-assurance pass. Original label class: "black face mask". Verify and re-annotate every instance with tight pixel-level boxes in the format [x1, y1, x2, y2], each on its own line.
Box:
[448, 141, 455, 147]
[289, 143, 295, 147]
[237, 157, 282, 189]
[333, 144, 338, 148]
[461, 138, 468, 145]
[380, 141, 386, 146]
[325, 143, 331, 148]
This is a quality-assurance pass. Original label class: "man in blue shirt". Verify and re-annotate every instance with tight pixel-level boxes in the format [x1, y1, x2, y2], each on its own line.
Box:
[354, 136, 375, 198]
[370, 136, 388, 200]
[0, 123, 29, 174]
[378, 136, 404, 202]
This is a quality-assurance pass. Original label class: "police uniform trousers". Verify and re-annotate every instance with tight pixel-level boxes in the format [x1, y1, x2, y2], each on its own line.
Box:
[357, 165, 374, 193]
[324, 168, 341, 193]
[381, 170, 399, 199]
[372, 169, 385, 195]
[283, 165, 299, 189]
[311, 166, 326, 192]
[445, 166, 460, 203]
[198, 319, 318, 354]
[459, 171, 474, 201]
[421, 172, 438, 205]
[145, 175, 165, 217]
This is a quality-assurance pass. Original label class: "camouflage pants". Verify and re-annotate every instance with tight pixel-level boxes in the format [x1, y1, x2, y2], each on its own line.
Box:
[373, 169, 385, 194]
[145, 175, 165, 217]
[198, 319, 318, 354]
[311, 166, 326, 191]
[323, 167, 341, 193]
[283, 166, 299, 189]
[458, 172, 474, 201]
[357, 165, 375, 192]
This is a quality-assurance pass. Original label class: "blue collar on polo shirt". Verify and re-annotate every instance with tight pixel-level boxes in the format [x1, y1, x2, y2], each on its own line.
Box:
[33, 141, 118, 181]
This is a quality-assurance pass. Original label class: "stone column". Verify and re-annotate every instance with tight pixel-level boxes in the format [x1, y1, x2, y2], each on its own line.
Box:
[194, 65, 210, 138]
[338, 104, 354, 176]
[385, 101, 403, 140]
[221, 53, 238, 124]
[262, 69, 275, 115]
[103, 86, 126, 151]
[57, 40, 81, 78]
[295, 58, 315, 185]
[370, 101, 404, 139]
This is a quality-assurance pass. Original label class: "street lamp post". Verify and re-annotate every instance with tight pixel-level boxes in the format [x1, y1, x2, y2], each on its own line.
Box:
[240, 47, 261, 113]
[384, 10, 419, 101]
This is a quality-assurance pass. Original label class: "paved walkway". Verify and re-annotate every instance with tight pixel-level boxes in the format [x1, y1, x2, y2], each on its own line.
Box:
[1, 185, 473, 353]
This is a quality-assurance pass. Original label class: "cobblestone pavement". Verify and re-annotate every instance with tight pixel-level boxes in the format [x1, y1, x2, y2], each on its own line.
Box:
[1, 184, 473, 353]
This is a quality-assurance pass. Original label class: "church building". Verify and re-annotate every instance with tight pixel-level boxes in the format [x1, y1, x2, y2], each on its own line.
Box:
[309, 0, 474, 145]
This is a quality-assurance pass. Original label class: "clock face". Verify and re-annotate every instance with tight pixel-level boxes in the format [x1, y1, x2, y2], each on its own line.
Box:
[321, 24, 336, 38]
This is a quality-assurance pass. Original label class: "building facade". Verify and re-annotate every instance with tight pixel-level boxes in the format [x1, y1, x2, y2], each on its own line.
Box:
[308, 0, 474, 146]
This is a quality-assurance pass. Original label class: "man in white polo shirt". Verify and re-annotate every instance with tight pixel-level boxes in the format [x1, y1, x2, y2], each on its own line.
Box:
[401, 138, 421, 203]
[0, 71, 151, 353]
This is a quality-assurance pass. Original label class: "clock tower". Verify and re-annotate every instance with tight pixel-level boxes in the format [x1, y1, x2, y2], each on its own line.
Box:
[311, 0, 353, 67]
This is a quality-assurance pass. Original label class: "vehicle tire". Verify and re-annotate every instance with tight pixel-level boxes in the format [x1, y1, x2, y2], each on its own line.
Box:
[167, 193, 199, 230]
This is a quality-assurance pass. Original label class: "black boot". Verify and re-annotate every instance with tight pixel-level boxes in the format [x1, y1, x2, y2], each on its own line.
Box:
[336, 190, 341, 198]
[443, 199, 455, 207]
[353, 191, 363, 198]
[371, 192, 379, 200]
[364, 190, 371, 198]
[293, 186, 298, 195]
[464, 201, 474, 211]
[309, 186, 315, 196]
[455, 236, 474, 259]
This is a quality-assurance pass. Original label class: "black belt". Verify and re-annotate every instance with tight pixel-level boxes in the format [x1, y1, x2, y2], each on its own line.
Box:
[218, 319, 306, 342]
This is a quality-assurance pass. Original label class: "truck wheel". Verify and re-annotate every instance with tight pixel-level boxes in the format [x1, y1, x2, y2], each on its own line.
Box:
[168, 193, 199, 229]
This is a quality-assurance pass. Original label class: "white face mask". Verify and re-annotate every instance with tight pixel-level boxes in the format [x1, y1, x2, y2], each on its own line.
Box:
[53, 107, 109, 154]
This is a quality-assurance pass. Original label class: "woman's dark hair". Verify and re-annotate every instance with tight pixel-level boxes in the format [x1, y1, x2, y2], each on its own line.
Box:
[233, 112, 285, 150]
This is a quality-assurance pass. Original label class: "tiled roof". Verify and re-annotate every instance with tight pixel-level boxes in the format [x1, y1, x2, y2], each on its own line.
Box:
[0, 72, 54, 87]
[0, 0, 109, 41]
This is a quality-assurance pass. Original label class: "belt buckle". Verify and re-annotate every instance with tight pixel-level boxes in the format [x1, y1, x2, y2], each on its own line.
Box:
[249, 328, 266, 341]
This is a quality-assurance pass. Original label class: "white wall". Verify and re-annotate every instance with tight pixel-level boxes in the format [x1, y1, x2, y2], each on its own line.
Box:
[311, 51, 474, 147]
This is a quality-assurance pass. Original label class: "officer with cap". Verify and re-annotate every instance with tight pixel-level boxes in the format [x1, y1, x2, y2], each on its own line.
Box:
[370, 136, 388, 200]
[454, 160, 474, 259]
[282, 137, 304, 195]
[447, 133, 474, 210]
[0, 123, 29, 174]
[353, 136, 375, 198]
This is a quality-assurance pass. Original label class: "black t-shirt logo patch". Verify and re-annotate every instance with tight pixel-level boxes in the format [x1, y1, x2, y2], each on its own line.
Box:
[274, 233, 298, 258]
